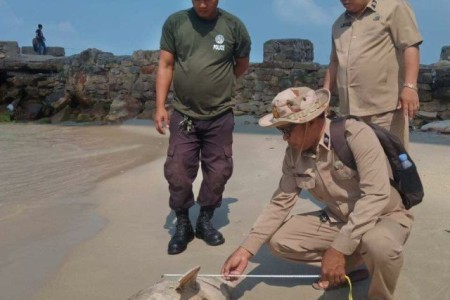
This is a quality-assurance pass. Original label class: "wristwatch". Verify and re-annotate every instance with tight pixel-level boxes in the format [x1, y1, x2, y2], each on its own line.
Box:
[403, 82, 418, 91]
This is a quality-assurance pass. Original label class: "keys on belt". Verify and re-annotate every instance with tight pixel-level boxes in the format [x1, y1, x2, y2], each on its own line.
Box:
[319, 211, 330, 223]
[178, 115, 194, 133]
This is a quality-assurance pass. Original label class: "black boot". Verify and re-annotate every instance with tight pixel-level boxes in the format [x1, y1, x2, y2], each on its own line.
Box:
[195, 207, 225, 246]
[167, 211, 194, 255]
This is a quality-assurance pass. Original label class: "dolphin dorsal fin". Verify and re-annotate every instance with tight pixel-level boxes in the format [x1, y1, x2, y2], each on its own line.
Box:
[176, 266, 201, 292]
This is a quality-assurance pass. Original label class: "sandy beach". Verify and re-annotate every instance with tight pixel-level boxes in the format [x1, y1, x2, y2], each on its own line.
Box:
[1, 117, 450, 300]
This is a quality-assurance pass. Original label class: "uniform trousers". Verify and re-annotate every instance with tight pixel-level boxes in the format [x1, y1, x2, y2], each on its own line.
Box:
[360, 109, 409, 149]
[164, 110, 234, 212]
[267, 211, 411, 300]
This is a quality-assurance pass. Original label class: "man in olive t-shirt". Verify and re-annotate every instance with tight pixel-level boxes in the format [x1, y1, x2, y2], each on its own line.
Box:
[154, 0, 251, 255]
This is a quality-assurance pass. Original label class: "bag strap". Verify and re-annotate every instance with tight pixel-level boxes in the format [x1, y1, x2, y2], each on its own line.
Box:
[330, 116, 357, 170]
[330, 116, 404, 189]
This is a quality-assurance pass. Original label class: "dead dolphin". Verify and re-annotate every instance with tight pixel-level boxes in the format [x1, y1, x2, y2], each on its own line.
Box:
[127, 266, 232, 300]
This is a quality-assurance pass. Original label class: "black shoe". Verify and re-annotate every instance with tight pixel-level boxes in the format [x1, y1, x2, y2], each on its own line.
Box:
[195, 209, 225, 246]
[168, 217, 194, 255]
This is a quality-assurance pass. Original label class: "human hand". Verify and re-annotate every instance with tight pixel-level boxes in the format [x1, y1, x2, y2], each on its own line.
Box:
[318, 247, 346, 289]
[221, 247, 252, 281]
[399, 87, 420, 119]
[154, 107, 169, 135]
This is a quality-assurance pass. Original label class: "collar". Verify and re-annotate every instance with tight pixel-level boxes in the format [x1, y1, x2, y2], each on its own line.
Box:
[302, 118, 331, 159]
[345, 0, 378, 19]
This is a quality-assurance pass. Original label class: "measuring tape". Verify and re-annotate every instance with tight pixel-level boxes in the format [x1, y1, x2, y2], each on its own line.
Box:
[163, 273, 353, 300]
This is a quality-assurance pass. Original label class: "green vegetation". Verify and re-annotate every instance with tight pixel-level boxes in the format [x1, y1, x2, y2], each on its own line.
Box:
[0, 111, 12, 122]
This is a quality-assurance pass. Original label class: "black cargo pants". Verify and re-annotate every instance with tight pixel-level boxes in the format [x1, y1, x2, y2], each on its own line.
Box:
[164, 110, 234, 211]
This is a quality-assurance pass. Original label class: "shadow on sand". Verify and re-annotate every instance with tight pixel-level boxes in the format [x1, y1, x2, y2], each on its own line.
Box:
[229, 245, 369, 300]
[163, 197, 239, 235]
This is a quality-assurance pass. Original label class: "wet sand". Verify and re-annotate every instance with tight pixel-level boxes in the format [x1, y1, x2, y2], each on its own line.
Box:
[0, 122, 166, 210]
[1, 117, 450, 300]
[0, 121, 167, 300]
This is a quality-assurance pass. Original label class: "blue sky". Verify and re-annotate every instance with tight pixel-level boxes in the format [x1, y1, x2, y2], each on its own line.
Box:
[0, 0, 449, 64]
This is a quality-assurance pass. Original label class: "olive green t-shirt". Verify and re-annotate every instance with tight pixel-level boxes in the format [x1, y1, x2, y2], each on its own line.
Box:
[160, 8, 251, 119]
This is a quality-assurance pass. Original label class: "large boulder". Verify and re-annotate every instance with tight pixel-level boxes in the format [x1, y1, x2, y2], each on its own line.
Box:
[0, 41, 20, 59]
[440, 46, 450, 61]
[421, 120, 450, 133]
[105, 94, 142, 122]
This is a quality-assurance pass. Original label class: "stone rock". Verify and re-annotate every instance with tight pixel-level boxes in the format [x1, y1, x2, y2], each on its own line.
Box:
[416, 111, 438, 120]
[440, 46, 450, 61]
[21, 46, 65, 57]
[433, 65, 450, 88]
[45, 90, 65, 105]
[50, 95, 71, 112]
[137, 101, 156, 120]
[50, 105, 72, 123]
[235, 102, 252, 113]
[23, 102, 44, 119]
[132, 50, 160, 66]
[0, 41, 20, 58]
[263, 39, 314, 63]
[1, 40, 450, 123]
[21, 47, 38, 55]
[132, 75, 155, 100]
[76, 113, 92, 122]
[421, 100, 448, 112]
[47, 47, 66, 57]
[421, 120, 450, 133]
[128, 266, 231, 300]
[418, 90, 433, 102]
[140, 65, 156, 75]
[105, 95, 142, 122]
[438, 111, 450, 120]
[433, 87, 450, 101]
[67, 89, 93, 108]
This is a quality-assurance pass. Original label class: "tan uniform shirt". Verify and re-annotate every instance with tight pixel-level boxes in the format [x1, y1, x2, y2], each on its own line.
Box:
[241, 118, 413, 256]
[331, 0, 422, 116]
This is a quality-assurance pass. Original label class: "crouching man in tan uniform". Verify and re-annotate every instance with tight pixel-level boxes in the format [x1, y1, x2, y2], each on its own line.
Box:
[221, 87, 413, 300]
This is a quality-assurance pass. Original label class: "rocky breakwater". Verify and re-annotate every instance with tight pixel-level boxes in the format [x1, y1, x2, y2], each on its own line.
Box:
[232, 39, 329, 116]
[61, 49, 159, 123]
[234, 41, 450, 133]
[414, 47, 450, 133]
[1, 40, 450, 132]
[0, 47, 160, 123]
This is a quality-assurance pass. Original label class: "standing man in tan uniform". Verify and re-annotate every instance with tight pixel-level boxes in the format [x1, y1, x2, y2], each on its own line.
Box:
[323, 0, 423, 147]
[221, 87, 413, 300]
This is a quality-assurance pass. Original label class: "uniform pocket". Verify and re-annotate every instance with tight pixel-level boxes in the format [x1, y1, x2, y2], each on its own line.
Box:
[167, 143, 175, 157]
[223, 144, 233, 158]
[332, 166, 357, 181]
[295, 175, 316, 190]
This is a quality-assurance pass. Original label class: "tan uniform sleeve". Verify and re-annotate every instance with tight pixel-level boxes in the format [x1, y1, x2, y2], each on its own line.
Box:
[390, 1, 423, 49]
[241, 152, 300, 255]
[331, 122, 391, 255]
